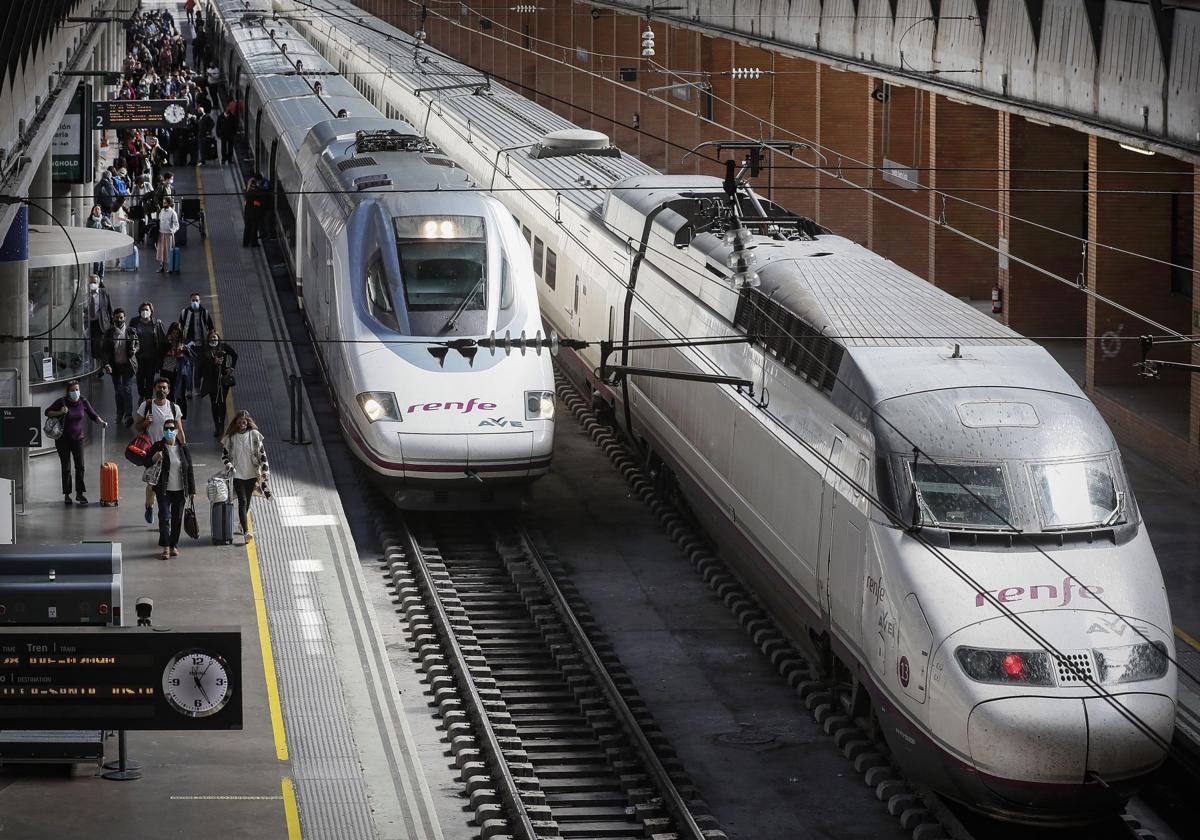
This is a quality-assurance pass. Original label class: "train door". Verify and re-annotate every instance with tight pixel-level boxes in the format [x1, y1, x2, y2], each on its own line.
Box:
[817, 433, 845, 626]
[819, 432, 867, 633]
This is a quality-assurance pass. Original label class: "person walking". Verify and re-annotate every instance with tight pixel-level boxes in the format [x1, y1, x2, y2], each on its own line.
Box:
[220, 410, 270, 543]
[184, 0, 195, 27]
[85, 206, 114, 278]
[179, 292, 214, 345]
[216, 108, 236, 164]
[158, 322, 193, 418]
[130, 302, 167, 400]
[156, 195, 179, 274]
[44, 380, 108, 506]
[135, 377, 186, 524]
[94, 171, 117, 218]
[147, 418, 195, 559]
[101, 308, 139, 427]
[198, 329, 237, 435]
[242, 177, 264, 246]
[84, 275, 113, 364]
[195, 107, 214, 166]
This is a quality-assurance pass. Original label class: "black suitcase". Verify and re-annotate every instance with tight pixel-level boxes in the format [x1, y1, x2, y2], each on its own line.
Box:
[175, 221, 188, 247]
[203, 137, 218, 161]
[211, 500, 234, 545]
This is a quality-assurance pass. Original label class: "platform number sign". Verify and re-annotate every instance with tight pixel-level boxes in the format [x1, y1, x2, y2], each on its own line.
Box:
[0, 407, 41, 448]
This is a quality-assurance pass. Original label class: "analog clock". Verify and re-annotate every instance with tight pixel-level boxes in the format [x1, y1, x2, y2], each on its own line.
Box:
[162, 649, 232, 718]
[163, 103, 186, 124]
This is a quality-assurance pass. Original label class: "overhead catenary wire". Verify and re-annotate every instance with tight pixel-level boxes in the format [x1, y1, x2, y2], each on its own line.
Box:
[286, 0, 1200, 697]
[368, 0, 1197, 277]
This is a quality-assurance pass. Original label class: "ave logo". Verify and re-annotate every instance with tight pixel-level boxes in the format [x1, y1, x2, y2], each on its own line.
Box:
[478, 417, 524, 428]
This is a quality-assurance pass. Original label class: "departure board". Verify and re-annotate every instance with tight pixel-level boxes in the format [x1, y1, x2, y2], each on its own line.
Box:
[0, 628, 241, 729]
[92, 99, 188, 129]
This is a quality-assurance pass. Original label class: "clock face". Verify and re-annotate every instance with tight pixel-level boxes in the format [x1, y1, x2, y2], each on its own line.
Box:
[164, 104, 186, 124]
[162, 649, 232, 718]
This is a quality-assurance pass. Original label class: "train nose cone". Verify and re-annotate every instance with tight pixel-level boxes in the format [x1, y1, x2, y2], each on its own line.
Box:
[967, 693, 1173, 814]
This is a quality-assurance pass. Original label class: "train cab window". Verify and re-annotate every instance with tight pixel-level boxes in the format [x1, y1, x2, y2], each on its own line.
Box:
[545, 248, 557, 291]
[393, 215, 488, 335]
[365, 254, 399, 331]
[908, 461, 1012, 530]
[532, 236, 544, 277]
[1028, 458, 1121, 530]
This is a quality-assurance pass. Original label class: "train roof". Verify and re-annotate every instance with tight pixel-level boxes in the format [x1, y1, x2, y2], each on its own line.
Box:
[306, 120, 475, 194]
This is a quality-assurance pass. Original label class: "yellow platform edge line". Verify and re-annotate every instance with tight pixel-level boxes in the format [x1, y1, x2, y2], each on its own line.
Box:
[282, 776, 303, 840]
[1175, 625, 1200, 654]
[197, 173, 289, 763]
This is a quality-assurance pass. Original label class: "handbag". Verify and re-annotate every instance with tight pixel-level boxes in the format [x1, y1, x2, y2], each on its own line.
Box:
[220, 370, 236, 389]
[125, 431, 153, 466]
[183, 498, 199, 540]
[43, 415, 64, 441]
[142, 459, 162, 485]
[206, 473, 230, 504]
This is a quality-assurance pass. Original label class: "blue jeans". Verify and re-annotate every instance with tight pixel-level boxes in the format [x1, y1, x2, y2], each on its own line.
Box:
[157, 489, 186, 548]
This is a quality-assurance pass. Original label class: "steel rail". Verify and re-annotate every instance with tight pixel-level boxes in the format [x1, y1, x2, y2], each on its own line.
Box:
[398, 517, 542, 840]
[510, 521, 711, 840]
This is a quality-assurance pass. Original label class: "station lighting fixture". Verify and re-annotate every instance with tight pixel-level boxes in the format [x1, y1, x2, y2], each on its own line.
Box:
[1118, 142, 1155, 156]
[511, 4, 540, 11]
[729, 67, 763, 80]
[641, 26, 656, 58]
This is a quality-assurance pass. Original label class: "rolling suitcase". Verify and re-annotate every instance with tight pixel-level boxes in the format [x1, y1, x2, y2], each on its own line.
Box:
[169, 246, 182, 273]
[211, 494, 234, 545]
[100, 429, 119, 507]
[119, 244, 140, 271]
[175, 221, 188, 247]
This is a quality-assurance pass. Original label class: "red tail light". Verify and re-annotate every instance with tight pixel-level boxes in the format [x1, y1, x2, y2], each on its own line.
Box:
[1002, 653, 1025, 678]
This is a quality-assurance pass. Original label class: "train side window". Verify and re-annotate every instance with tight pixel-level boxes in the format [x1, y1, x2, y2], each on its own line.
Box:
[533, 236, 544, 277]
[545, 249, 557, 291]
[500, 257, 514, 309]
[522, 225, 532, 245]
[365, 254, 399, 331]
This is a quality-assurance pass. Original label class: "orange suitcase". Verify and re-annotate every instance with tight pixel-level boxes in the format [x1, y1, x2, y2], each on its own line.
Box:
[100, 429, 119, 507]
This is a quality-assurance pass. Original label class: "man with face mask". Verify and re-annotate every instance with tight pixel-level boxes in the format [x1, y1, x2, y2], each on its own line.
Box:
[178, 293, 214, 345]
[44, 380, 107, 505]
[198, 329, 238, 436]
[86, 276, 113, 366]
[102, 308, 141, 427]
[135, 377, 186, 524]
[131, 302, 166, 401]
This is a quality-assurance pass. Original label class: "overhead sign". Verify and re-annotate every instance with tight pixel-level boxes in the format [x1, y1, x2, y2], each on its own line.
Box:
[92, 99, 188, 129]
[0, 627, 242, 730]
[52, 85, 93, 184]
[0, 407, 41, 448]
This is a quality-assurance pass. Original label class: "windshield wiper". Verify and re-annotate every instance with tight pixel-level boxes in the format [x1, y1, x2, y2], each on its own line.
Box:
[443, 276, 485, 332]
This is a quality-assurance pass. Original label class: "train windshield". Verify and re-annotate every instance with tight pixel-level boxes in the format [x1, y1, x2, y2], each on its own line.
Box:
[393, 215, 488, 332]
[909, 461, 1013, 530]
[1029, 458, 1120, 529]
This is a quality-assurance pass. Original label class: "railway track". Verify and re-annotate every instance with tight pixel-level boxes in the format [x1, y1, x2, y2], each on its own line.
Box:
[376, 512, 726, 840]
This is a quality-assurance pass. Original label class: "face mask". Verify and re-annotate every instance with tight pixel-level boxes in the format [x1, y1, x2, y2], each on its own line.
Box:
[190, 301, 200, 310]
[208, 340, 219, 347]
[68, 390, 80, 401]
[140, 309, 151, 318]
[163, 429, 176, 441]
[115, 318, 125, 327]
[156, 389, 168, 398]
[88, 283, 98, 292]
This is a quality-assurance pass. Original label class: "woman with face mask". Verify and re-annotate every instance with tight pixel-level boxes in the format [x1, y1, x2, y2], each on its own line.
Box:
[147, 418, 195, 559]
[44, 380, 107, 505]
[198, 329, 238, 436]
[130, 302, 166, 400]
[159, 322, 193, 420]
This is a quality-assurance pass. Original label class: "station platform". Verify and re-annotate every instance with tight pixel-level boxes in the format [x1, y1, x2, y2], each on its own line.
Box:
[1, 119, 444, 839]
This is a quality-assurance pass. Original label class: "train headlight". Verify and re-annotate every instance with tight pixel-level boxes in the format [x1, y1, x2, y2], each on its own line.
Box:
[525, 390, 555, 421]
[954, 647, 1054, 686]
[357, 391, 400, 423]
[1093, 642, 1169, 684]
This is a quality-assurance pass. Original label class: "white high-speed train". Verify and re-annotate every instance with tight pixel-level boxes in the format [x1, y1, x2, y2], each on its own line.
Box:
[282, 0, 1177, 823]
[207, 1, 556, 508]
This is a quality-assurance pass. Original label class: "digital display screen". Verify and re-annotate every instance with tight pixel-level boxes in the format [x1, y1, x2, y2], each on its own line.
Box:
[0, 628, 241, 730]
[92, 99, 188, 129]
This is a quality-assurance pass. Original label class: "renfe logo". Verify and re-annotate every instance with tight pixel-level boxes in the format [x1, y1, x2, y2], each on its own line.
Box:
[407, 398, 497, 414]
[974, 576, 1105, 608]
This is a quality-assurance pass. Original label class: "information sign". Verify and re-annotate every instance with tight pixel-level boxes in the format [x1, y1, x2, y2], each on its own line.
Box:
[0, 627, 242, 730]
[0, 407, 41, 448]
[52, 85, 92, 184]
[92, 99, 189, 129]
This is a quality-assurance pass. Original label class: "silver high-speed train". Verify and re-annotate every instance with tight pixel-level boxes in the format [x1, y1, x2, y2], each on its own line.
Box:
[207, 1, 556, 508]
[283, 0, 1177, 823]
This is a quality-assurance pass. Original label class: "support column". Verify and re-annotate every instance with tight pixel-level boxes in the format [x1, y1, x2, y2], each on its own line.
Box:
[1191, 164, 1200, 480]
[29, 150, 54, 227]
[52, 182, 73, 229]
[0, 208, 31, 505]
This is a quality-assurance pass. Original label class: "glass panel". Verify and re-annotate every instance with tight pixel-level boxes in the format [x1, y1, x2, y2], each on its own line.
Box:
[1029, 459, 1119, 529]
[364, 254, 399, 331]
[532, 236, 544, 277]
[545, 249, 557, 291]
[910, 462, 1012, 530]
[28, 264, 92, 384]
[392, 216, 487, 330]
